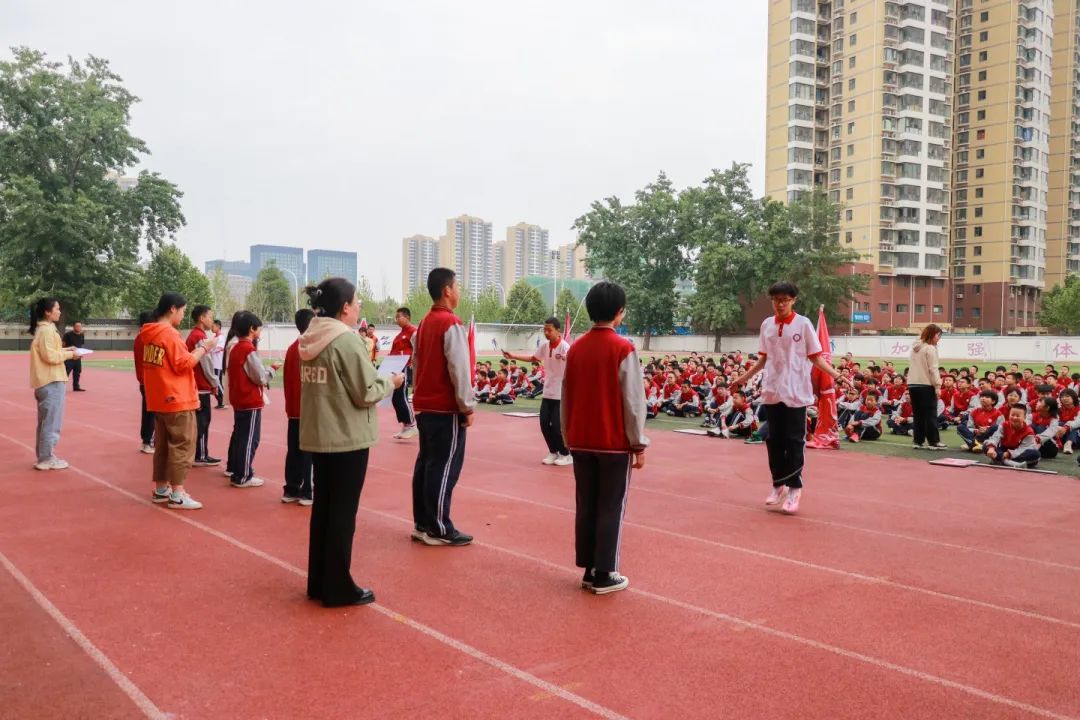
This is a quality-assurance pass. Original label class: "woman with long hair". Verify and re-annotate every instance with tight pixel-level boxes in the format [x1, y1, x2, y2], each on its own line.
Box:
[298, 277, 403, 607]
[28, 297, 77, 470]
[908, 323, 947, 450]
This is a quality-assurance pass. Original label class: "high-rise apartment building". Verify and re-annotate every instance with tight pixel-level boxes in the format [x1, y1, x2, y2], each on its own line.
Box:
[439, 215, 493, 299]
[495, 222, 550, 291]
[1047, 0, 1080, 289]
[401, 234, 439, 297]
[205, 259, 253, 278]
[307, 250, 358, 285]
[552, 243, 591, 281]
[767, 0, 1077, 332]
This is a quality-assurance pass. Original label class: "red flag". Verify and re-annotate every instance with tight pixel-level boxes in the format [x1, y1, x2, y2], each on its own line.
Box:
[467, 314, 476, 370]
[563, 309, 572, 343]
[808, 305, 839, 450]
[359, 318, 368, 330]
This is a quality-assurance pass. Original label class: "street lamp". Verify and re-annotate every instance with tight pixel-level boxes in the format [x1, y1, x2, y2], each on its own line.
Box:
[279, 268, 300, 313]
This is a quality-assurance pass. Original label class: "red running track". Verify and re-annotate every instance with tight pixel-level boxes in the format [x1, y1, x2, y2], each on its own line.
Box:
[1, 355, 1079, 719]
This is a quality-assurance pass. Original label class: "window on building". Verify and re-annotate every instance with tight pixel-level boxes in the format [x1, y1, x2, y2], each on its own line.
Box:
[972, 307, 981, 318]
[978, 70, 987, 82]
[847, 143, 855, 156]
[846, 188, 854, 200]
[850, 33, 857, 46]
[976, 128, 986, 139]
[880, 276, 890, 286]
[974, 284, 981, 294]
[847, 166, 854, 177]
[846, 209, 853, 221]
[933, 305, 943, 314]
[979, 31, 988, 42]
[974, 226, 983, 237]
[849, 78, 856, 91]
[978, 51, 988, 61]
[851, 11, 857, 22]
[915, 304, 926, 314]
[975, 168, 984, 178]
[974, 207, 983, 218]
[973, 265, 982, 276]
[845, 231, 853, 243]
[974, 246, 982, 256]
[976, 149, 985, 159]
[955, 307, 964, 318]
[848, 99, 855, 112]
[977, 90, 986, 101]
[880, 303, 889, 312]
[979, 11, 988, 21]
[977, 110, 986, 120]
[848, 121, 855, 134]
[849, 56, 856, 69]
[897, 304, 909, 313]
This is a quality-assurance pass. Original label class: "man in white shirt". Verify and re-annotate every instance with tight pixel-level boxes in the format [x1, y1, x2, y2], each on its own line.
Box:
[503, 316, 572, 466]
[734, 282, 846, 514]
[211, 319, 226, 409]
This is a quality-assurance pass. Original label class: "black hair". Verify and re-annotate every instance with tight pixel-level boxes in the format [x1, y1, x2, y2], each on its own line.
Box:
[865, 391, 880, 400]
[487, 370, 497, 379]
[153, 292, 187, 320]
[427, 267, 456, 302]
[137, 310, 155, 325]
[767, 281, 799, 298]
[1008, 403, 1029, 414]
[978, 389, 998, 401]
[499, 358, 509, 367]
[1039, 396, 1059, 416]
[544, 315, 562, 331]
[995, 365, 1007, 373]
[28, 297, 60, 334]
[305, 277, 355, 318]
[1061, 388, 1078, 404]
[294, 308, 316, 334]
[584, 281, 626, 323]
[396, 307, 411, 319]
[222, 310, 245, 376]
[853, 373, 865, 382]
[232, 311, 263, 339]
[212, 319, 222, 328]
[1036, 383, 1054, 395]
[191, 304, 212, 323]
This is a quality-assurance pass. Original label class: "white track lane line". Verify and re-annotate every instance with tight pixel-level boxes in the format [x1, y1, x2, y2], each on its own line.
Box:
[0, 551, 167, 720]
[0, 433, 627, 720]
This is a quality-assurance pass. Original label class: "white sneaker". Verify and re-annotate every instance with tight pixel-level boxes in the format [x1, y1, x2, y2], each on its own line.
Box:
[140, 444, 154, 455]
[223, 469, 233, 478]
[230, 476, 265, 488]
[168, 491, 203, 510]
[391, 429, 404, 440]
[1065, 441, 1073, 455]
[1003, 459, 1026, 468]
[34, 457, 69, 471]
[765, 486, 787, 506]
[782, 488, 802, 514]
[398, 426, 418, 440]
[298, 497, 313, 507]
[541, 453, 558, 465]
[554, 454, 573, 466]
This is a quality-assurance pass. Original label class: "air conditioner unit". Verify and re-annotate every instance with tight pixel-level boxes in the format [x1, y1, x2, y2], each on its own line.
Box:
[956, 293, 965, 299]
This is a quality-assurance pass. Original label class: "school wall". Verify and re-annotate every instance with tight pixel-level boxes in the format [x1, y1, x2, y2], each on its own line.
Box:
[2, 322, 1078, 365]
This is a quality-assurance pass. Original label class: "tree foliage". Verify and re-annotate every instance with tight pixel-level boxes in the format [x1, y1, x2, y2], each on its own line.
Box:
[574, 173, 689, 349]
[124, 245, 212, 324]
[0, 47, 185, 321]
[501, 280, 549, 325]
[246, 261, 293, 323]
[208, 266, 240, 322]
[1040, 275, 1080, 333]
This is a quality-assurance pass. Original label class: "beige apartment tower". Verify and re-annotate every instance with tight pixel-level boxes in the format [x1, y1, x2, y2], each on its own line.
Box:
[401, 234, 439, 298]
[438, 215, 494, 300]
[767, 0, 1071, 332]
[494, 223, 551, 292]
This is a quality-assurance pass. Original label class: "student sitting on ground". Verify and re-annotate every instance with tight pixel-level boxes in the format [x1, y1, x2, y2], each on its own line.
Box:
[845, 391, 882, 443]
[488, 369, 515, 405]
[645, 379, 661, 419]
[882, 375, 906, 415]
[526, 362, 545, 398]
[837, 386, 862, 428]
[956, 389, 1003, 452]
[985, 404, 1042, 469]
[1030, 396, 1060, 459]
[1056, 389, 1080, 454]
[887, 393, 914, 436]
[666, 381, 702, 418]
[513, 367, 532, 398]
[475, 370, 492, 403]
[707, 390, 755, 438]
[702, 382, 732, 428]
[659, 372, 680, 414]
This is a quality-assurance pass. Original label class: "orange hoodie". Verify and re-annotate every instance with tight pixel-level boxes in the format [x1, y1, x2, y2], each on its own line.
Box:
[138, 321, 200, 413]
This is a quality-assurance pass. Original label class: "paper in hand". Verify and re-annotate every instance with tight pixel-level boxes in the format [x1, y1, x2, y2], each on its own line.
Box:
[376, 355, 408, 408]
[74, 348, 94, 357]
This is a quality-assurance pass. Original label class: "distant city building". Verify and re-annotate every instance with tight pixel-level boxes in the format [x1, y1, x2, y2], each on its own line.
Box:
[308, 249, 357, 284]
[250, 244, 305, 289]
[439, 215, 493, 299]
[495, 223, 550, 294]
[205, 259, 253, 277]
[226, 274, 253, 305]
[401, 234, 440, 297]
[552, 243, 591, 281]
[105, 170, 138, 191]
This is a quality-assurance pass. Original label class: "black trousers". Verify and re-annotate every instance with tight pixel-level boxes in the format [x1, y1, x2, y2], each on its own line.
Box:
[227, 409, 261, 483]
[391, 371, 414, 426]
[572, 451, 631, 574]
[213, 370, 225, 407]
[138, 385, 155, 445]
[285, 418, 313, 499]
[308, 449, 369, 604]
[195, 393, 212, 461]
[64, 358, 82, 389]
[908, 384, 940, 446]
[412, 413, 467, 537]
[539, 398, 568, 455]
[763, 403, 807, 489]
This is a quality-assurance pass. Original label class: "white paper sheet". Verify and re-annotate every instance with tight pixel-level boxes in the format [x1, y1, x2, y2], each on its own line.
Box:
[376, 355, 408, 407]
[74, 348, 94, 357]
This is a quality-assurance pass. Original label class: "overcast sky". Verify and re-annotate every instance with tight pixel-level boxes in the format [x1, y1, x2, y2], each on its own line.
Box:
[7, 0, 768, 298]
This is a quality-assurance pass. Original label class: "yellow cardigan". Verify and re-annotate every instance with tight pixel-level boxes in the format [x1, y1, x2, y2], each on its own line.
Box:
[30, 322, 74, 389]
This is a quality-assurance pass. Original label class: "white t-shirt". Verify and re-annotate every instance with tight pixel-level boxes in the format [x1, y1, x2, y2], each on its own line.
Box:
[757, 313, 822, 408]
[211, 332, 226, 371]
[532, 339, 570, 400]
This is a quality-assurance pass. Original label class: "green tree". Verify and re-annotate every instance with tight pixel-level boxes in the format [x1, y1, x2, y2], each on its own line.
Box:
[403, 285, 434, 323]
[246, 261, 293, 323]
[574, 172, 689, 349]
[459, 286, 503, 323]
[554, 287, 580, 328]
[1040, 275, 1080, 333]
[208, 266, 240, 321]
[0, 48, 185, 321]
[124, 245, 212, 323]
[501, 280, 549, 325]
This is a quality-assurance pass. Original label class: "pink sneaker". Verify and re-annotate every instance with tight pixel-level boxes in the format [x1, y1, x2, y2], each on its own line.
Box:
[782, 488, 802, 514]
[765, 486, 787, 506]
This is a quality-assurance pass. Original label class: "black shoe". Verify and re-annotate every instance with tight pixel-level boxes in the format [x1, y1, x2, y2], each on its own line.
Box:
[322, 587, 375, 608]
[590, 572, 629, 595]
[193, 456, 222, 467]
[421, 530, 473, 546]
[214, 405, 225, 410]
[73, 387, 85, 392]
[581, 568, 595, 589]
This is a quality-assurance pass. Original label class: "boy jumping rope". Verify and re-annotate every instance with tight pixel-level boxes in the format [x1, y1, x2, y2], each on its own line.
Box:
[733, 282, 846, 514]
